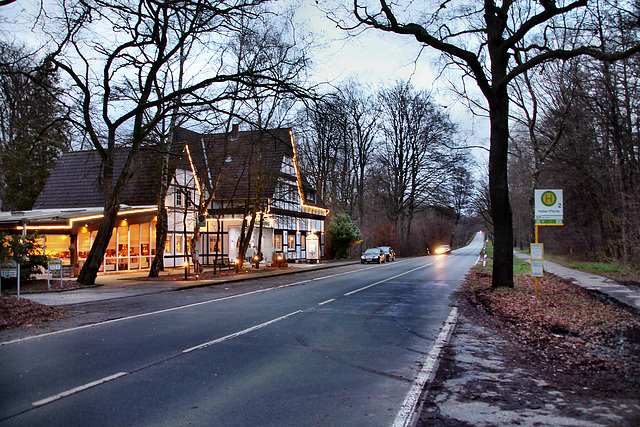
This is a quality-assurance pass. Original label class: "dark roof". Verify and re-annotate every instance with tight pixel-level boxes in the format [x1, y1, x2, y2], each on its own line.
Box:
[32, 127, 327, 212]
[33, 148, 165, 209]
[174, 127, 327, 210]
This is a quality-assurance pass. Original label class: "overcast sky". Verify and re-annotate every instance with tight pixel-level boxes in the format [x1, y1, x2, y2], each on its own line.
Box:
[292, 1, 489, 166]
[1, 0, 489, 166]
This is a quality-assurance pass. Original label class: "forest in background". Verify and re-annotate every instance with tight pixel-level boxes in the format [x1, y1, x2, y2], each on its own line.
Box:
[296, 80, 478, 257]
[508, 11, 640, 265]
[1, 0, 639, 267]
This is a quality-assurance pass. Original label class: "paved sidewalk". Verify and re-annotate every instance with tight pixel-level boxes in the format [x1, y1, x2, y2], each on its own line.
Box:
[514, 251, 640, 312]
[20, 260, 359, 306]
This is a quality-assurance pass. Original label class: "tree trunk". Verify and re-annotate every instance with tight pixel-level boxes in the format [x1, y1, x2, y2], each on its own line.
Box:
[489, 92, 514, 288]
[77, 139, 141, 285]
[149, 144, 171, 278]
[76, 200, 118, 286]
[191, 207, 206, 273]
[255, 210, 264, 268]
[238, 210, 257, 264]
[149, 208, 168, 277]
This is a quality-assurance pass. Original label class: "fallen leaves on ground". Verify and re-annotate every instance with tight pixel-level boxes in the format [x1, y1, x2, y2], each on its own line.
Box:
[0, 296, 66, 330]
[464, 266, 640, 391]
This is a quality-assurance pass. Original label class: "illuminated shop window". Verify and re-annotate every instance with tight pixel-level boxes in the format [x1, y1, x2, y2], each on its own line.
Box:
[141, 223, 150, 256]
[78, 230, 91, 258]
[130, 224, 140, 256]
[45, 235, 71, 259]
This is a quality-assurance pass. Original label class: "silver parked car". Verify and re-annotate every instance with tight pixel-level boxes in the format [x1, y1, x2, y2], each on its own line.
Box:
[377, 246, 396, 262]
[361, 248, 385, 264]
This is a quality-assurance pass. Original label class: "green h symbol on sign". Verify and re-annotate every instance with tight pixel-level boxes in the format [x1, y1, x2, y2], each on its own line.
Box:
[541, 191, 556, 206]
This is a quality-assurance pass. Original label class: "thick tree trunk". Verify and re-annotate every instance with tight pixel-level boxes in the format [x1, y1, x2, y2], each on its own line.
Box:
[149, 208, 168, 277]
[489, 93, 514, 288]
[76, 200, 118, 286]
[149, 141, 171, 277]
[239, 210, 257, 263]
[255, 211, 264, 268]
[77, 137, 141, 285]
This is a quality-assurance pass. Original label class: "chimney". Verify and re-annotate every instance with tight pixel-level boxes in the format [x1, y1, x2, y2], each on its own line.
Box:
[231, 123, 239, 140]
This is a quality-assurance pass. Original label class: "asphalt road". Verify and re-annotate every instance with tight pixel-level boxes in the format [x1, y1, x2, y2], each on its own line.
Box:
[0, 234, 484, 426]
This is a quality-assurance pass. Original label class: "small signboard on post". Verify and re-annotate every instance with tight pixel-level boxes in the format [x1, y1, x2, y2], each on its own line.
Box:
[49, 258, 63, 289]
[1, 259, 20, 298]
[49, 258, 62, 271]
[530, 243, 544, 300]
[1, 259, 18, 279]
[531, 243, 544, 277]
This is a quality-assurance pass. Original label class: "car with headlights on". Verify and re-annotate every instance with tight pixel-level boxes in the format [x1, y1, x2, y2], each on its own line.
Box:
[361, 248, 385, 264]
[434, 245, 451, 255]
[377, 246, 396, 262]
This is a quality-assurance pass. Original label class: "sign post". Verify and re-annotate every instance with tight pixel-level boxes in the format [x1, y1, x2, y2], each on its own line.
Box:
[1, 260, 19, 299]
[530, 243, 544, 299]
[49, 258, 63, 289]
[533, 189, 564, 300]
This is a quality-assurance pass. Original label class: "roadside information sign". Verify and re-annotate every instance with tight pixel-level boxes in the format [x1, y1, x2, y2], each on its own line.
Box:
[535, 189, 563, 224]
[48, 259, 64, 289]
[1, 259, 18, 278]
[1, 259, 20, 298]
[531, 261, 544, 277]
[530, 243, 544, 277]
[531, 243, 544, 261]
[49, 259, 62, 271]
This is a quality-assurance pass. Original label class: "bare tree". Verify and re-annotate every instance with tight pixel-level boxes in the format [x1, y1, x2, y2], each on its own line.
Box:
[509, 60, 579, 244]
[297, 94, 350, 210]
[340, 81, 379, 227]
[32, 0, 311, 286]
[183, 11, 311, 271]
[346, 0, 640, 287]
[376, 80, 457, 254]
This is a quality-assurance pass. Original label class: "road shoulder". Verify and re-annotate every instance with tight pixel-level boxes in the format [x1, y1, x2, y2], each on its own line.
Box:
[418, 295, 640, 426]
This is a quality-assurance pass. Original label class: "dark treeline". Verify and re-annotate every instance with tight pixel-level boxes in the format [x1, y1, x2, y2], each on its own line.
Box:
[296, 80, 478, 257]
[509, 8, 640, 265]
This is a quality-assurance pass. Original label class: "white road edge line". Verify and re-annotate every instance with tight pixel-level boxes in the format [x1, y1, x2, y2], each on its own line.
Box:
[182, 310, 303, 353]
[32, 372, 128, 407]
[393, 306, 459, 427]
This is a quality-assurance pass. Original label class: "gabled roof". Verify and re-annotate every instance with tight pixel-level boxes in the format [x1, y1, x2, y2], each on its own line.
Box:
[174, 127, 327, 211]
[31, 127, 327, 213]
[32, 147, 169, 209]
